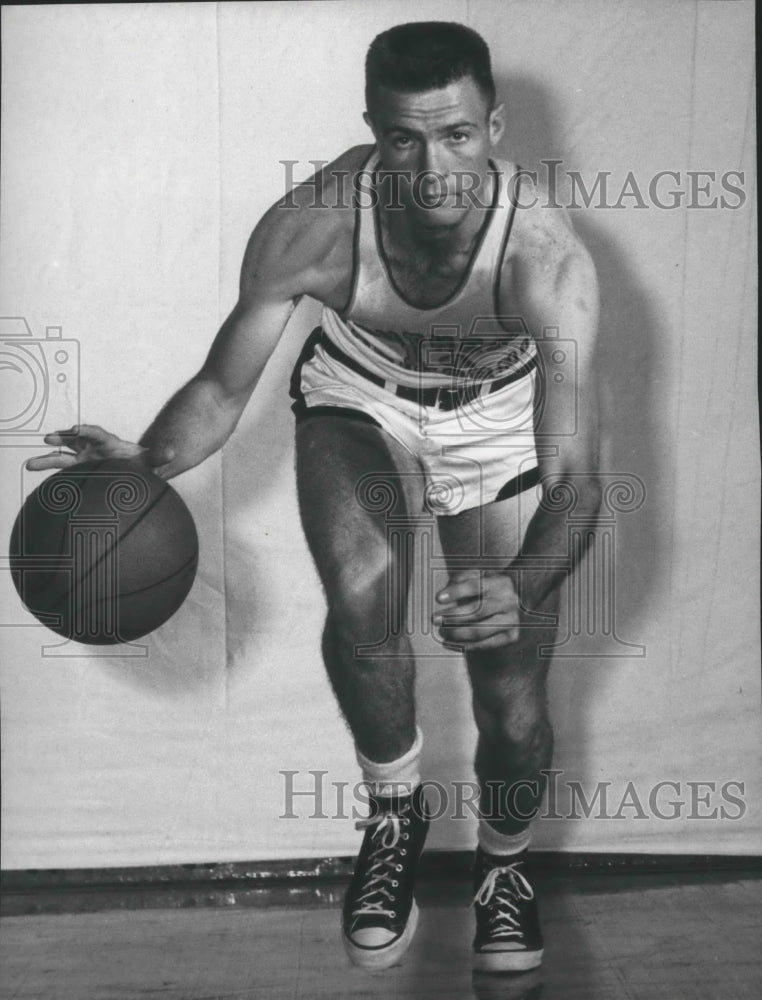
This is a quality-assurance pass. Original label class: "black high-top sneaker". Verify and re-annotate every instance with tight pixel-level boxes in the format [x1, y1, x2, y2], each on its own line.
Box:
[472, 846, 543, 973]
[342, 783, 430, 970]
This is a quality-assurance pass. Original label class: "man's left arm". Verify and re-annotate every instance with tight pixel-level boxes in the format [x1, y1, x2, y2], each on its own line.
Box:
[509, 237, 602, 613]
[434, 231, 602, 649]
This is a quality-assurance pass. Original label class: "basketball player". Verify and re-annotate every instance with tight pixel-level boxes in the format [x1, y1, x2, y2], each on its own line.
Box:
[29, 23, 601, 975]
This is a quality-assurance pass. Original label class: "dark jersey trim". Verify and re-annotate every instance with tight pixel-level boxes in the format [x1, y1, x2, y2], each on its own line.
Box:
[493, 168, 523, 333]
[339, 147, 377, 319]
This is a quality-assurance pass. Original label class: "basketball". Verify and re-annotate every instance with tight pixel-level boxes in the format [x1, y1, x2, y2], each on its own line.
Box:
[9, 458, 198, 644]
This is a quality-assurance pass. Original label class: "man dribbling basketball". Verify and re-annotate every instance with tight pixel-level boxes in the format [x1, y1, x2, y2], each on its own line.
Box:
[28, 23, 601, 975]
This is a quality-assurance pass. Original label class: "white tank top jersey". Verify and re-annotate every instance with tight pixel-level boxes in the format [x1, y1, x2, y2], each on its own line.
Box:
[321, 150, 536, 390]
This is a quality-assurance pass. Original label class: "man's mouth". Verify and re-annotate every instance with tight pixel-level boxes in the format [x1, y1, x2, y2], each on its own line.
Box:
[417, 189, 457, 209]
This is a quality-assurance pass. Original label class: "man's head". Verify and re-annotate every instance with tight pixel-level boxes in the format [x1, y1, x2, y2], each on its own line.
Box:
[364, 23, 504, 233]
[365, 21, 496, 117]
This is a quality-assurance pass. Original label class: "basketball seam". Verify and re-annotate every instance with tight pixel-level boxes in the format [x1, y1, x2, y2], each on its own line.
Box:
[79, 550, 199, 602]
[47, 552, 199, 643]
[46, 465, 186, 614]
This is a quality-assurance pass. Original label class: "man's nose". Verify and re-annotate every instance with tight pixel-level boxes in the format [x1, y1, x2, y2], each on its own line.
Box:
[420, 143, 448, 181]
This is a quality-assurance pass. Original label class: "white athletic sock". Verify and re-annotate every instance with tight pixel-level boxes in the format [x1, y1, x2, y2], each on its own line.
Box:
[478, 818, 532, 857]
[355, 725, 423, 798]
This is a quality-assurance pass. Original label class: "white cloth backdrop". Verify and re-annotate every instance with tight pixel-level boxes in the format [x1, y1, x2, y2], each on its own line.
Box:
[0, 1, 758, 868]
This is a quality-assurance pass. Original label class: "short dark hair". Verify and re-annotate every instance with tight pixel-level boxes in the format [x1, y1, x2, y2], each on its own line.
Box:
[365, 22, 496, 115]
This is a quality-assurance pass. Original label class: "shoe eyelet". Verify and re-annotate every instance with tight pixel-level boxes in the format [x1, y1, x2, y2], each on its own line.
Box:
[396, 864, 403, 872]
[402, 833, 409, 840]
[400, 848, 407, 855]
[390, 910, 396, 917]
[392, 880, 399, 887]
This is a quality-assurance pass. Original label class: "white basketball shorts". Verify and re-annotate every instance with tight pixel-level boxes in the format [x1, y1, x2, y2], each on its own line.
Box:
[290, 327, 540, 516]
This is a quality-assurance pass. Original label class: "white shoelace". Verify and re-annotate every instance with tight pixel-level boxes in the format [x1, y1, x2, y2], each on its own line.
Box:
[472, 862, 535, 937]
[351, 811, 407, 920]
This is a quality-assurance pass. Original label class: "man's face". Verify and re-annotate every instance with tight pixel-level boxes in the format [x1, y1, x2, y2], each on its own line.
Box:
[365, 75, 504, 233]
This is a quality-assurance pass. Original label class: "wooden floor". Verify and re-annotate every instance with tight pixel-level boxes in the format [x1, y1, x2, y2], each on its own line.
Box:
[2, 869, 761, 999]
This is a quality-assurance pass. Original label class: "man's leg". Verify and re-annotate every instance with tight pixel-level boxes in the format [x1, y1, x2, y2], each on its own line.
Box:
[438, 487, 559, 972]
[295, 413, 424, 761]
[295, 413, 430, 968]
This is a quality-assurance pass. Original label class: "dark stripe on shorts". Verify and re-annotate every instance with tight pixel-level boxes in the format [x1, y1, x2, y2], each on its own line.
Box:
[289, 326, 382, 427]
[289, 326, 324, 407]
[293, 403, 382, 428]
[493, 466, 541, 503]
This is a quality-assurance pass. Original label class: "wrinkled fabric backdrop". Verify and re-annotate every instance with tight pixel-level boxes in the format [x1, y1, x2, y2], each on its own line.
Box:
[0, 0, 758, 867]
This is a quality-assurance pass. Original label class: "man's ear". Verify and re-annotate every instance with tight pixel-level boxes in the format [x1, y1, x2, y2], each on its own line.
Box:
[363, 111, 377, 138]
[488, 102, 505, 146]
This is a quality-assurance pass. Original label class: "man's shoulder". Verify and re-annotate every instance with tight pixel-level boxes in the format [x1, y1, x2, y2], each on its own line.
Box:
[510, 173, 587, 257]
[507, 172, 594, 277]
[256, 144, 373, 252]
[275, 144, 375, 213]
[240, 146, 373, 300]
[499, 170, 597, 317]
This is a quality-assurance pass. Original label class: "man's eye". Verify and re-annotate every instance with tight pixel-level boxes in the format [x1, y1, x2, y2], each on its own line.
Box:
[393, 136, 412, 148]
[451, 131, 469, 143]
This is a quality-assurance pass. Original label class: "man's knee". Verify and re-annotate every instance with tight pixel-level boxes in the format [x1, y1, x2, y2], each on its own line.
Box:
[325, 549, 407, 634]
[473, 687, 551, 757]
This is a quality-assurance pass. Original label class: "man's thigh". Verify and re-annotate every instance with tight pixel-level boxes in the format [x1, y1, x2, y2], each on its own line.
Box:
[436, 487, 540, 564]
[436, 489, 559, 693]
[294, 413, 426, 591]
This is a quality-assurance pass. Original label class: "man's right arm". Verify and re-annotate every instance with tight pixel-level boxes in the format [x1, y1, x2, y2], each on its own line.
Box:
[26, 203, 305, 478]
[137, 260, 300, 480]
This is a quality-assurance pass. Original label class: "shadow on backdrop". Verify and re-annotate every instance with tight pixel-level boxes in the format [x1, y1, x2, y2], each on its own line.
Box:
[505, 70, 662, 831]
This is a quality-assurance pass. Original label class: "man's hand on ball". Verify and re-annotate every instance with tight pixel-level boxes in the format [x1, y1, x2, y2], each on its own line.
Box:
[432, 569, 522, 650]
[25, 424, 174, 472]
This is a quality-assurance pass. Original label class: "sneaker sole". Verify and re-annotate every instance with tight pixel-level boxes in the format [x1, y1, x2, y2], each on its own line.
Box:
[343, 900, 420, 970]
[473, 947, 544, 973]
